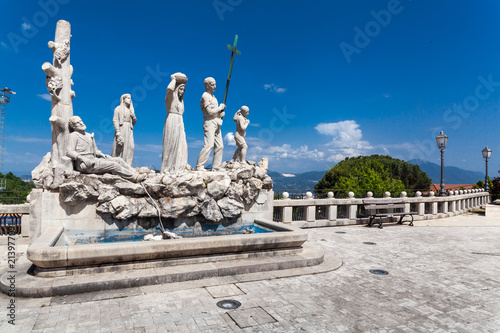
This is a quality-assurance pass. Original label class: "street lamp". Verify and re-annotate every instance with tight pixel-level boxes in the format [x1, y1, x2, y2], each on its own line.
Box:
[436, 131, 448, 196]
[481, 146, 492, 192]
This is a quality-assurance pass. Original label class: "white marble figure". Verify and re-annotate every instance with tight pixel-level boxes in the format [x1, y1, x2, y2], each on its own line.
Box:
[112, 94, 136, 165]
[67, 116, 146, 183]
[231, 106, 250, 163]
[196, 77, 226, 171]
[161, 73, 188, 174]
[41, 20, 76, 189]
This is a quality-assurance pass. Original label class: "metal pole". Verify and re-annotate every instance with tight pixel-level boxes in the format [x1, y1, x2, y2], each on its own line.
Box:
[440, 149, 446, 196]
[223, 35, 241, 106]
[485, 157, 489, 192]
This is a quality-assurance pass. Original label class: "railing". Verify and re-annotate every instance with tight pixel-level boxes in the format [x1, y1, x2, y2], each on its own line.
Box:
[0, 204, 30, 236]
[272, 189, 491, 226]
[0, 214, 22, 235]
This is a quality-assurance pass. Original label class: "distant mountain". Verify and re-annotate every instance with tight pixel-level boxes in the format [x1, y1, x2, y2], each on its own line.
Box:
[409, 159, 484, 184]
[268, 170, 325, 192]
[12, 172, 33, 179]
[269, 160, 486, 192]
[13, 161, 484, 190]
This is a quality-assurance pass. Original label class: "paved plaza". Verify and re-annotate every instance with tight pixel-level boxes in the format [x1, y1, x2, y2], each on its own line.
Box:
[1, 213, 499, 332]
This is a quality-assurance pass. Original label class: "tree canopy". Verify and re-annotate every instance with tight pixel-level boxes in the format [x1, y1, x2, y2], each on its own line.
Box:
[0, 172, 35, 204]
[315, 155, 432, 196]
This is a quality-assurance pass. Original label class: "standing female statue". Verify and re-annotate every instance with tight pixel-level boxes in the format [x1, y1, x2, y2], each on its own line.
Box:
[112, 93, 136, 165]
[161, 73, 188, 174]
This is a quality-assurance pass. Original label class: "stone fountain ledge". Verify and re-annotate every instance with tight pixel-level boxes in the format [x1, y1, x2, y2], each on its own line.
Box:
[0, 219, 333, 298]
[0, 244, 331, 298]
[27, 219, 308, 269]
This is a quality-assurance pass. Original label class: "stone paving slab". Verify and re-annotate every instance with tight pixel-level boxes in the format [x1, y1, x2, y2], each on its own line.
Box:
[205, 284, 245, 298]
[0, 213, 499, 332]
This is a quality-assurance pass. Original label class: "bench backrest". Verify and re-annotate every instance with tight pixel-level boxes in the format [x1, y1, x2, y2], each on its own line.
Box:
[363, 200, 406, 211]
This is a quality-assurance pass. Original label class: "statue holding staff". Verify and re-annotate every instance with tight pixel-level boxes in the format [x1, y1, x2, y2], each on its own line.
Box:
[196, 77, 226, 171]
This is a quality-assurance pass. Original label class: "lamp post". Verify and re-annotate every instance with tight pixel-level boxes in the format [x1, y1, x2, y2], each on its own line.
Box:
[481, 146, 492, 192]
[435, 131, 448, 196]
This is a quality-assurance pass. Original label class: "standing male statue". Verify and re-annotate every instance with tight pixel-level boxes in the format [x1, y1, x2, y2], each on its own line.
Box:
[196, 77, 226, 171]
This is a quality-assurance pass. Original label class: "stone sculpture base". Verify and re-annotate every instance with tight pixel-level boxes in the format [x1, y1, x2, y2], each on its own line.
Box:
[28, 187, 273, 243]
[29, 160, 274, 243]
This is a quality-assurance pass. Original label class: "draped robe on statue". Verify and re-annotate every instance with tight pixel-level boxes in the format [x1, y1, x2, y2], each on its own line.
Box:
[112, 101, 136, 166]
[161, 79, 188, 174]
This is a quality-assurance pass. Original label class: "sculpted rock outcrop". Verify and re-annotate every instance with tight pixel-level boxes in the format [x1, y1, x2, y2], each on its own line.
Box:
[35, 158, 272, 223]
[201, 199, 224, 222]
[60, 181, 98, 204]
[159, 197, 198, 219]
[217, 197, 244, 218]
[207, 176, 231, 200]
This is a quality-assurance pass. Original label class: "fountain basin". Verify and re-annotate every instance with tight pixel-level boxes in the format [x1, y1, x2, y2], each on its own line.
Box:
[27, 219, 308, 269]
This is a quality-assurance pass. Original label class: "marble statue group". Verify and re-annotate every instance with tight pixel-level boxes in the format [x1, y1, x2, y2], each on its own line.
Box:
[30, 19, 273, 228]
[34, 19, 256, 190]
[106, 74, 250, 180]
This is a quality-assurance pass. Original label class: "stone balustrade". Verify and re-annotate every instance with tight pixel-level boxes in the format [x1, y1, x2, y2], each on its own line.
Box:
[273, 189, 491, 228]
[0, 203, 30, 238]
[0, 189, 491, 238]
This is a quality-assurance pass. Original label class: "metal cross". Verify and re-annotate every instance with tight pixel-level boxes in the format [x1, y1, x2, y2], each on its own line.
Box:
[223, 34, 241, 105]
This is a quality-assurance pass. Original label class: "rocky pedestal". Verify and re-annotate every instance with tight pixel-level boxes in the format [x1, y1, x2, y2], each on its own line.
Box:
[29, 159, 273, 242]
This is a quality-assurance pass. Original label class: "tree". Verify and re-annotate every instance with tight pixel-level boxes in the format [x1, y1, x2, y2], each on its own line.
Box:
[475, 177, 492, 192]
[315, 155, 432, 197]
[0, 172, 35, 204]
[491, 177, 500, 200]
[487, 168, 500, 201]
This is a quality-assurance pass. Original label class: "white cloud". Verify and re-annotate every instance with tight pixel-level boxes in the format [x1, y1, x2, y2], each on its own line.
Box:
[0, 42, 9, 49]
[244, 136, 268, 147]
[315, 120, 372, 161]
[188, 140, 204, 149]
[382, 93, 391, 98]
[21, 22, 31, 31]
[379, 142, 420, 150]
[3, 150, 47, 171]
[315, 120, 359, 138]
[37, 94, 51, 101]
[224, 132, 236, 146]
[259, 144, 324, 161]
[134, 144, 162, 152]
[264, 83, 287, 93]
[6, 136, 51, 144]
[281, 173, 295, 177]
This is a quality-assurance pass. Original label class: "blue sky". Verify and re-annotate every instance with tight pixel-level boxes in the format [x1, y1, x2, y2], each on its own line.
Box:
[1, 0, 499, 177]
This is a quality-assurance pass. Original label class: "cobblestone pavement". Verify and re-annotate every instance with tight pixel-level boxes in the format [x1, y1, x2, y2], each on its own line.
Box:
[1, 213, 499, 332]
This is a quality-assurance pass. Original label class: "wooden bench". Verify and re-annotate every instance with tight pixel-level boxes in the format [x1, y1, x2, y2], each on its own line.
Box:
[362, 200, 417, 229]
